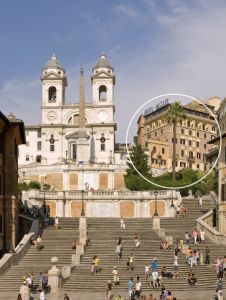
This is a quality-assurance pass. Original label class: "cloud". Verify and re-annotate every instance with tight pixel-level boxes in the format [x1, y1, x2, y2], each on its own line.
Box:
[114, 4, 139, 19]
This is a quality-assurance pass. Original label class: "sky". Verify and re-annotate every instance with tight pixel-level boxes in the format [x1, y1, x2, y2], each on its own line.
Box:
[0, 0, 226, 141]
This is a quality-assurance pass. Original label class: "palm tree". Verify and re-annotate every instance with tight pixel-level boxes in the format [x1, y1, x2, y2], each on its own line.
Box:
[166, 101, 186, 181]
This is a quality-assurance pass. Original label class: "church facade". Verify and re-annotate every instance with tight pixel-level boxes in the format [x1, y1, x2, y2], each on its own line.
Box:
[18, 54, 127, 191]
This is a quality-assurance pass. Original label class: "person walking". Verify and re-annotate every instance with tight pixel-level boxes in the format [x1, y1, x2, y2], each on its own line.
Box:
[135, 276, 142, 298]
[216, 278, 223, 300]
[95, 256, 101, 275]
[19, 281, 30, 300]
[39, 289, 46, 300]
[128, 253, 134, 271]
[134, 233, 140, 248]
[205, 246, 210, 264]
[91, 255, 96, 274]
[151, 270, 159, 288]
[112, 266, 120, 286]
[173, 254, 179, 278]
[64, 294, 70, 300]
[106, 280, 112, 300]
[120, 216, 126, 229]
[151, 257, 158, 271]
[128, 277, 134, 299]
[55, 216, 59, 230]
[145, 263, 150, 280]
[200, 228, 205, 243]
[116, 239, 123, 260]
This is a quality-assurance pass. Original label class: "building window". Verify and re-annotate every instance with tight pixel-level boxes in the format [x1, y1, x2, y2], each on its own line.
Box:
[100, 134, 106, 151]
[204, 133, 207, 138]
[37, 141, 42, 150]
[189, 151, 193, 159]
[197, 163, 200, 169]
[197, 152, 201, 159]
[181, 150, 184, 156]
[155, 131, 157, 137]
[187, 121, 191, 127]
[153, 146, 156, 153]
[196, 141, 199, 147]
[202, 124, 206, 130]
[162, 148, 165, 154]
[181, 128, 184, 134]
[189, 130, 192, 135]
[189, 163, 192, 168]
[188, 140, 192, 146]
[26, 155, 29, 161]
[197, 132, 199, 137]
[180, 162, 186, 168]
[36, 155, 42, 163]
[172, 138, 177, 143]
[212, 125, 215, 131]
[161, 129, 163, 134]
[50, 145, 55, 152]
[37, 130, 41, 138]
[180, 138, 185, 145]
[72, 143, 76, 159]
[48, 86, 57, 103]
[204, 144, 207, 149]
[99, 85, 107, 101]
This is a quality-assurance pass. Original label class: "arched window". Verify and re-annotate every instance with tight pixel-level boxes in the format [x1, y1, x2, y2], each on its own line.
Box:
[48, 86, 57, 103]
[100, 134, 106, 151]
[68, 114, 79, 125]
[99, 85, 107, 102]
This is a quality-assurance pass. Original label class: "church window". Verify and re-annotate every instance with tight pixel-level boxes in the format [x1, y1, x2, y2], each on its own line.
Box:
[26, 155, 29, 161]
[68, 114, 79, 125]
[48, 86, 57, 103]
[100, 134, 106, 151]
[37, 141, 42, 150]
[50, 145, 55, 152]
[50, 134, 55, 151]
[99, 85, 107, 101]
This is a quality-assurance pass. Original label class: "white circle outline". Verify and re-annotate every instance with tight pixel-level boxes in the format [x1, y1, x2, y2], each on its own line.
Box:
[125, 93, 222, 190]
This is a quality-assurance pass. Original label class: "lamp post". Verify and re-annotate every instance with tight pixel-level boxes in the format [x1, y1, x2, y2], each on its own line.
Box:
[81, 189, 85, 216]
[22, 171, 25, 183]
[154, 190, 158, 216]
[65, 150, 68, 164]
[170, 190, 175, 208]
[43, 176, 47, 214]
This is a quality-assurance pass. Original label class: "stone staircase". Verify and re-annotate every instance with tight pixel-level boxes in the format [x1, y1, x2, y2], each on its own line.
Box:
[63, 195, 225, 293]
[0, 218, 79, 291]
[0, 194, 224, 297]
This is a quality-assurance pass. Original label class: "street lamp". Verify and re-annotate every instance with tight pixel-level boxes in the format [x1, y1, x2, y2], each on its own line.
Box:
[65, 150, 68, 164]
[81, 189, 85, 216]
[154, 190, 158, 216]
[170, 190, 175, 208]
[43, 176, 47, 214]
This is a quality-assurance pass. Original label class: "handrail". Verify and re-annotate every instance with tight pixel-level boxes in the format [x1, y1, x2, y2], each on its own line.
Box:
[0, 218, 39, 276]
[196, 209, 226, 246]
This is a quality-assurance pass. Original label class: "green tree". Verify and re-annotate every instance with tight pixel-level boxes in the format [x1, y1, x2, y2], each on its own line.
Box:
[126, 139, 150, 177]
[165, 101, 186, 182]
[124, 138, 151, 190]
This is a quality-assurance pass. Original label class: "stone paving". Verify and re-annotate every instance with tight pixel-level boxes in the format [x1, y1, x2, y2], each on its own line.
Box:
[0, 289, 223, 300]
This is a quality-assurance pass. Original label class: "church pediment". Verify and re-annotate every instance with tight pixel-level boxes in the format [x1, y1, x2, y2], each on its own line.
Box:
[65, 131, 79, 140]
[65, 129, 90, 140]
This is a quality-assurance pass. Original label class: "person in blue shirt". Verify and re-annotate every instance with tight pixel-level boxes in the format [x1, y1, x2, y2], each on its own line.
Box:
[151, 257, 158, 271]
[128, 277, 134, 299]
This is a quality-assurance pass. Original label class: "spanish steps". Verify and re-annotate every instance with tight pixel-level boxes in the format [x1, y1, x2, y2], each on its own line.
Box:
[0, 194, 224, 297]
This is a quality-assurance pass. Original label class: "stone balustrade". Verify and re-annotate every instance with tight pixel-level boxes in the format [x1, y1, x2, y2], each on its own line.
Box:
[24, 189, 181, 218]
